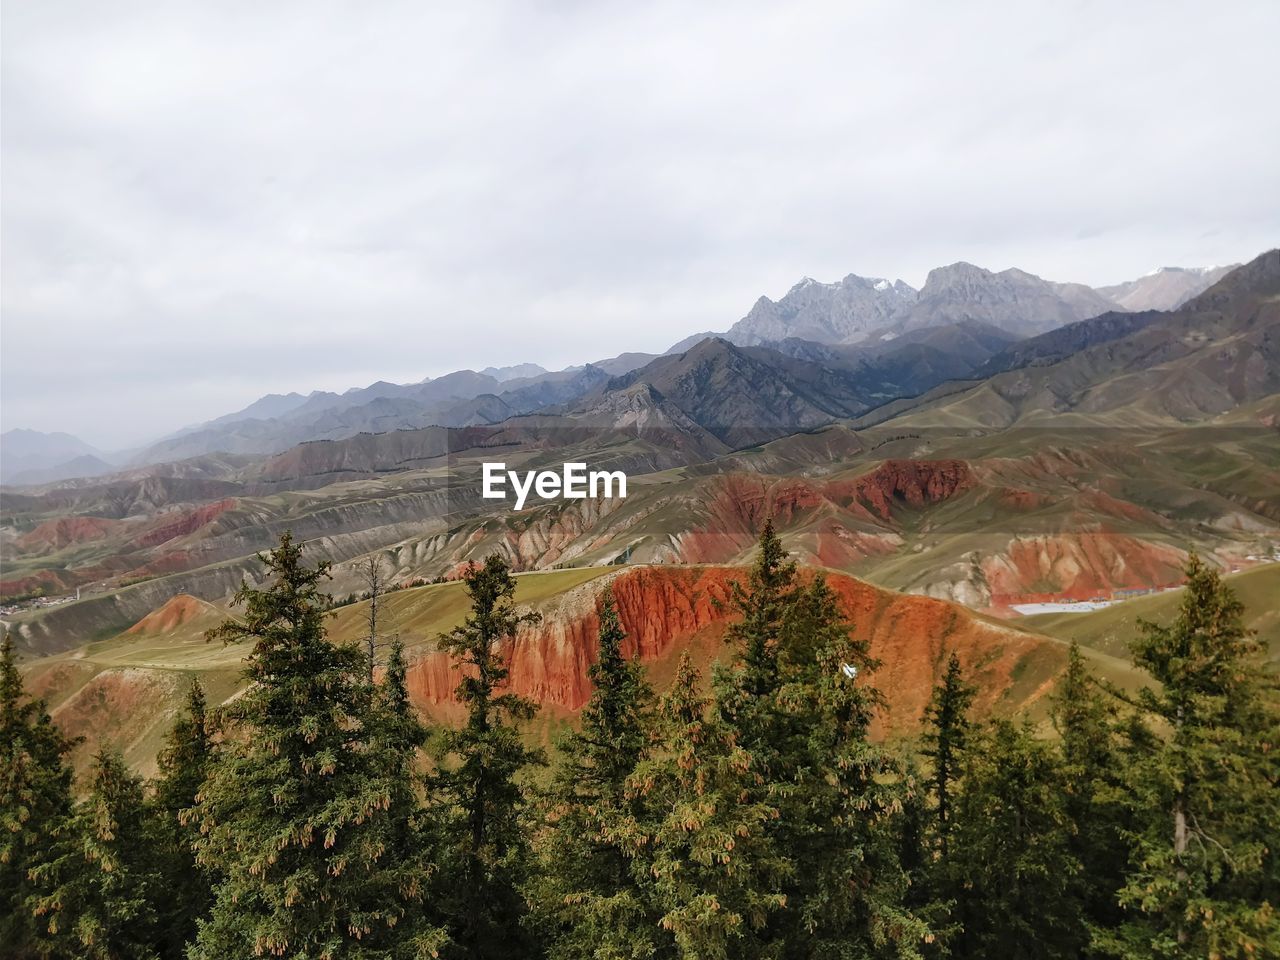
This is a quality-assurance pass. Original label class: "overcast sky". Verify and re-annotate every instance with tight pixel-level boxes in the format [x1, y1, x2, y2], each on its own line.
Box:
[3, 0, 1278, 449]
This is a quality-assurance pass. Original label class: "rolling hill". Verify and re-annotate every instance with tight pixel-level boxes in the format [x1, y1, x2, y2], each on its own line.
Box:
[18, 563, 1101, 775]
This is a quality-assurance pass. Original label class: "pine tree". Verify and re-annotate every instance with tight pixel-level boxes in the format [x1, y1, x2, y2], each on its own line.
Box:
[895, 755, 938, 923]
[711, 519, 797, 801]
[427, 554, 544, 960]
[1049, 644, 1128, 938]
[724, 517, 796, 699]
[1099, 555, 1280, 958]
[944, 721, 1085, 960]
[712, 526, 930, 956]
[767, 575, 931, 957]
[29, 749, 164, 960]
[366, 635, 438, 919]
[530, 587, 661, 959]
[921, 652, 974, 854]
[0, 634, 79, 959]
[624, 651, 789, 960]
[369, 637, 429, 834]
[151, 678, 215, 959]
[190, 531, 444, 959]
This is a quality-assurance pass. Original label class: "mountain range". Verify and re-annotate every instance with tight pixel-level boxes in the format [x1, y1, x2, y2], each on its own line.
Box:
[2, 248, 1277, 778]
[2, 249, 1275, 645]
[1, 257, 1236, 482]
[0, 429, 116, 486]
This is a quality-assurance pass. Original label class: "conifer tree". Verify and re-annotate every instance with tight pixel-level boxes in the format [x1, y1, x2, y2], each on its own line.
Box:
[768, 576, 931, 957]
[427, 554, 544, 960]
[895, 755, 941, 931]
[31, 748, 163, 960]
[151, 678, 215, 958]
[921, 652, 974, 853]
[0, 634, 79, 959]
[712, 526, 930, 956]
[367, 636, 436, 899]
[624, 651, 789, 960]
[530, 587, 660, 959]
[190, 531, 444, 959]
[1049, 644, 1128, 937]
[711, 519, 797, 808]
[1099, 555, 1280, 958]
[724, 517, 796, 699]
[944, 721, 1085, 960]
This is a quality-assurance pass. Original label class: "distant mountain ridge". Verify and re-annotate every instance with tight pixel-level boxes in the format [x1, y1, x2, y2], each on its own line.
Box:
[726, 274, 918, 344]
[3, 254, 1275, 660]
[718, 259, 1231, 348]
[1097, 265, 1237, 311]
[130, 258, 1244, 466]
[0, 429, 116, 485]
[857, 249, 1280, 429]
[0, 256, 1244, 484]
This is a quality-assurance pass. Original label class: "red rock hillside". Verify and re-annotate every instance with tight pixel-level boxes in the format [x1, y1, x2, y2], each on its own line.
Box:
[132, 498, 237, 548]
[405, 564, 1065, 734]
[124, 593, 223, 635]
[675, 461, 973, 564]
[17, 516, 121, 551]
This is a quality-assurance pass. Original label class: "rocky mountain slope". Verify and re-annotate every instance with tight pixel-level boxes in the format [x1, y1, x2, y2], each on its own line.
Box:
[1096, 265, 1237, 311]
[900, 263, 1118, 337]
[719, 261, 1231, 348]
[7, 405, 1275, 658]
[859, 249, 1280, 429]
[725, 274, 918, 344]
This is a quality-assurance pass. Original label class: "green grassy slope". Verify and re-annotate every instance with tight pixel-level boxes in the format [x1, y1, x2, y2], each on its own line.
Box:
[1018, 564, 1280, 661]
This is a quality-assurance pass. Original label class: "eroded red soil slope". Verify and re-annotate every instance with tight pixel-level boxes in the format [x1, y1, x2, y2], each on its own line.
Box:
[405, 565, 1062, 733]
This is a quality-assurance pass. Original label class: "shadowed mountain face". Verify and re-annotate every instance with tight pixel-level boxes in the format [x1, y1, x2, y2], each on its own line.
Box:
[761, 321, 1020, 397]
[864, 249, 1280, 429]
[591, 339, 879, 448]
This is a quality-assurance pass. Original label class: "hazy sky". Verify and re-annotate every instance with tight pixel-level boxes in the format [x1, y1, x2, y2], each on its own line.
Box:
[3, 0, 1278, 449]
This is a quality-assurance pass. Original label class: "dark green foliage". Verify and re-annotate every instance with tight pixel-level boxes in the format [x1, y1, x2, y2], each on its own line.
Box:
[710, 523, 930, 957]
[0, 635, 79, 959]
[427, 554, 544, 960]
[921, 652, 974, 852]
[723, 517, 796, 699]
[30, 749, 163, 960]
[190, 531, 444, 959]
[151, 679, 214, 959]
[1099, 555, 1280, 958]
[944, 720, 1086, 960]
[366, 635, 443, 952]
[1050, 644, 1129, 939]
[11, 539, 1278, 960]
[530, 588, 661, 959]
[368, 636, 432, 867]
[623, 651, 790, 959]
[767, 576, 930, 958]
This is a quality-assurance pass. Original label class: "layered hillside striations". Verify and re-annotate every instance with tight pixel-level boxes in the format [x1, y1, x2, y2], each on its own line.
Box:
[398, 565, 1065, 734]
[21, 563, 1074, 775]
